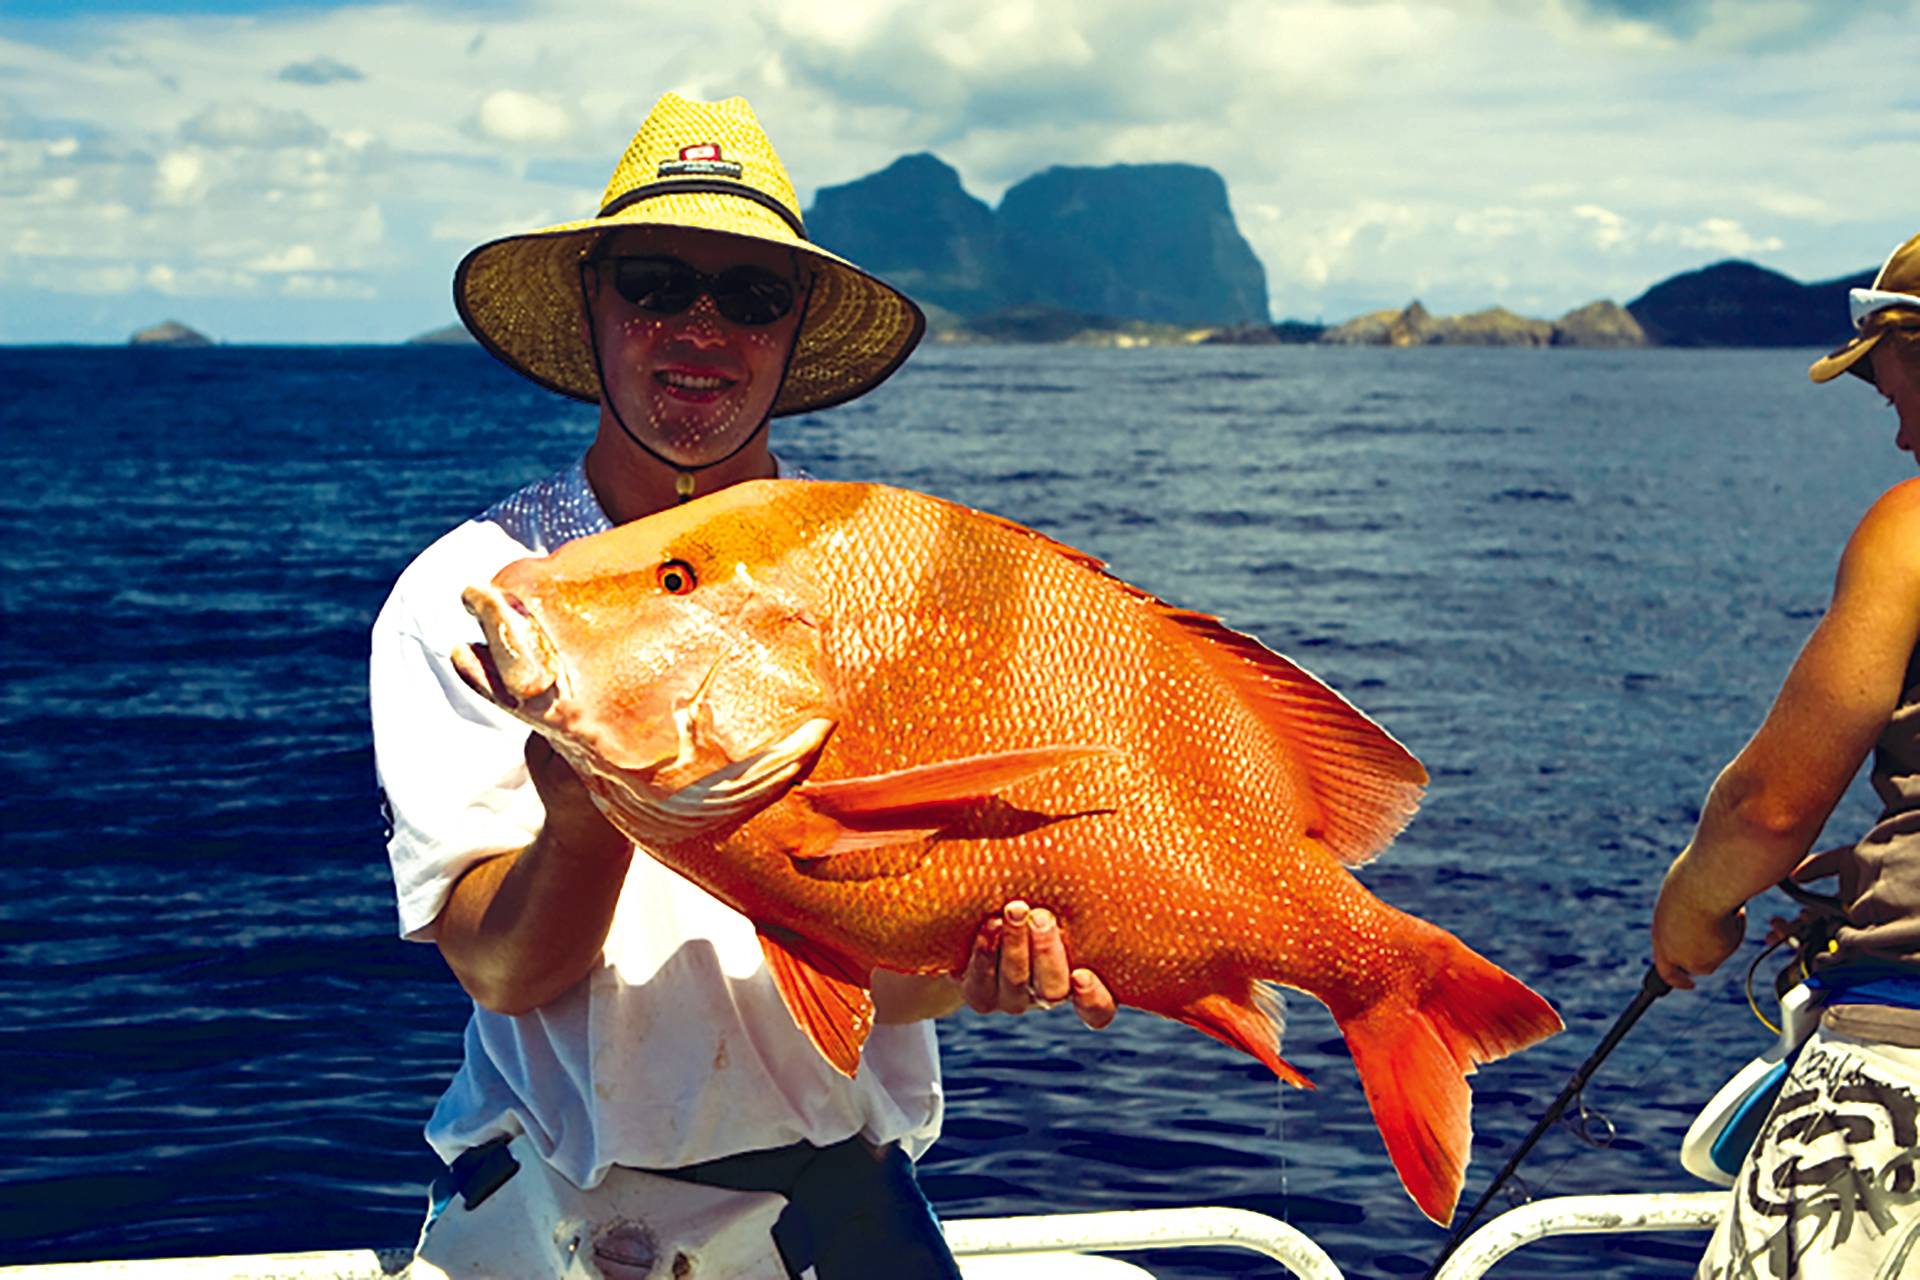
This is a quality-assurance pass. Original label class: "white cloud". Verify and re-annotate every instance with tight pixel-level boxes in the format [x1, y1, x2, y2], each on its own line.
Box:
[283, 273, 376, 299]
[276, 55, 363, 86]
[180, 100, 328, 149]
[248, 243, 322, 273]
[1652, 217, 1786, 258]
[141, 263, 259, 295]
[44, 263, 141, 294]
[154, 149, 208, 204]
[1574, 204, 1628, 250]
[1752, 190, 1840, 222]
[0, 0, 1913, 340]
[472, 90, 574, 143]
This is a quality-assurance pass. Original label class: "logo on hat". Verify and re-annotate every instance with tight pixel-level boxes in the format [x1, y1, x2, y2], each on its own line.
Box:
[659, 143, 743, 179]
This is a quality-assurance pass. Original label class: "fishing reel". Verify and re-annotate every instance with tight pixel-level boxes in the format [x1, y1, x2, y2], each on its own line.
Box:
[1751, 872, 1847, 1024]
[1676, 868, 1849, 1188]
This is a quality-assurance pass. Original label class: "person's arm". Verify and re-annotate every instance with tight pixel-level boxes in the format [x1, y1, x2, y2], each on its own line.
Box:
[871, 900, 1119, 1029]
[1652, 481, 1920, 988]
[432, 735, 633, 1014]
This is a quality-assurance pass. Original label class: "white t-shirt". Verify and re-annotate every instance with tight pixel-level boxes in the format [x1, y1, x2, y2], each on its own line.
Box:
[369, 456, 943, 1187]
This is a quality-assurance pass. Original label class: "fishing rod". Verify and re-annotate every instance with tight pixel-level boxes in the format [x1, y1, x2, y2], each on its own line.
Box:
[1424, 964, 1674, 1277]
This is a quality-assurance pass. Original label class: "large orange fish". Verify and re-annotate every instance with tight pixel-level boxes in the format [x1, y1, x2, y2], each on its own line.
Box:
[452, 479, 1560, 1224]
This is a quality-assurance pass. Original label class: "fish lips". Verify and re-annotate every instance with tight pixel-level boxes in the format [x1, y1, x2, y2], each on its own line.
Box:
[454, 582, 681, 774]
[460, 582, 564, 708]
[451, 639, 534, 711]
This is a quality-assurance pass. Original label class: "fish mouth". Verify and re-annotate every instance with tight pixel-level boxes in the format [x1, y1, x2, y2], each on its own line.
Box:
[457, 582, 564, 713]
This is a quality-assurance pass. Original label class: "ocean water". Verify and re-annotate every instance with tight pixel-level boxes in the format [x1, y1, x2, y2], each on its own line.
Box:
[0, 342, 1903, 1278]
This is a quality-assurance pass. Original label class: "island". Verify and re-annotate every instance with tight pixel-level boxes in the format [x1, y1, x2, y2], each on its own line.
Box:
[390, 151, 1875, 352]
[406, 323, 478, 346]
[797, 151, 1872, 349]
[129, 320, 213, 348]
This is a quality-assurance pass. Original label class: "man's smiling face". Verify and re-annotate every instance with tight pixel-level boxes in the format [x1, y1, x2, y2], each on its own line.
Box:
[584, 225, 805, 469]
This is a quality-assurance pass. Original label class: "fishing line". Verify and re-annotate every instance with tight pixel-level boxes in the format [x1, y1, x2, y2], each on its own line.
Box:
[1273, 1073, 1290, 1223]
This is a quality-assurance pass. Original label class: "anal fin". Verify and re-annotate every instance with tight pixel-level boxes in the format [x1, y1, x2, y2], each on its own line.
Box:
[757, 925, 875, 1078]
[1179, 983, 1314, 1090]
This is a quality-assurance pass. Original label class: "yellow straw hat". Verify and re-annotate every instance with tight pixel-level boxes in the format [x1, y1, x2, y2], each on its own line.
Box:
[454, 92, 924, 416]
[1809, 231, 1920, 384]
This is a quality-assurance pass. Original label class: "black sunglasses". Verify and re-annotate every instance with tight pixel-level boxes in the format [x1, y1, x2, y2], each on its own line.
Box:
[597, 255, 796, 327]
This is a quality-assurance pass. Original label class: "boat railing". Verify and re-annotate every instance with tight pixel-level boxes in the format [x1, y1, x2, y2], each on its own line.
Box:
[1431, 1191, 1726, 1279]
[944, 1206, 1344, 1277]
[0, 1191, 1730, 1278]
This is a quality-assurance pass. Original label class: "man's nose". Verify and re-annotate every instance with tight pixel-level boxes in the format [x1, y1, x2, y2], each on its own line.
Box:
[676, 295, 727, 347]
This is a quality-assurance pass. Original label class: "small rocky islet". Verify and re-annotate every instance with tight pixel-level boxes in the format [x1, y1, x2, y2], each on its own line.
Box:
[128, 320, 214, 348]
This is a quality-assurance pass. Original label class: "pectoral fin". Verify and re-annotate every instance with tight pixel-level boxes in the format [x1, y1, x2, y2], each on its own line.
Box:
[757, 925, 874, 1078]
[788, 744, 1112, 860]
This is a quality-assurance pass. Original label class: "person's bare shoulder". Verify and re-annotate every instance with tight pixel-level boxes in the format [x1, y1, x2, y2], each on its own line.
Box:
[1842, 477, 1920, 598]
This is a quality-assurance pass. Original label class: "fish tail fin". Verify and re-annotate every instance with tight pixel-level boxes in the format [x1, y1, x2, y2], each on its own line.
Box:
[1332, 921, 1562, 1226]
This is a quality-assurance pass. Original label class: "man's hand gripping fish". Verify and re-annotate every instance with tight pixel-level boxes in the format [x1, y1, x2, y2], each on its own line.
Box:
[451, 479, 1562, 1225]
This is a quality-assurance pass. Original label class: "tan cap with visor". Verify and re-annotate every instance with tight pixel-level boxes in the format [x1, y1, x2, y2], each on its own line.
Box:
[1809, 231, 1920, 385]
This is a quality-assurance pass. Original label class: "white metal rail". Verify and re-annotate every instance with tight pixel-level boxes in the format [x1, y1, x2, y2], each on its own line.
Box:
[0, 1193, 1730, 1278]
[1431, 1191, 1726, 1279]
[945, 1207, 1345, 1278]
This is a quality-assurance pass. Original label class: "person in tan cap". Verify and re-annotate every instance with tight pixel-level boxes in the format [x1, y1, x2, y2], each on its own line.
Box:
[371, 93, 1114, 1279]
[1652, 230, 1920, 1279]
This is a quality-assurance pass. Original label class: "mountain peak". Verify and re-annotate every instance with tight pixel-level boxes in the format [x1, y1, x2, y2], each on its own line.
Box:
[807, 153, 1268, 328]
[1628, 258, 1853, 347]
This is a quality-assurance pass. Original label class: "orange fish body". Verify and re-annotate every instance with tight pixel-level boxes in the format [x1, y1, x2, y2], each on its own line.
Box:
[455, 479, 1561, 1224]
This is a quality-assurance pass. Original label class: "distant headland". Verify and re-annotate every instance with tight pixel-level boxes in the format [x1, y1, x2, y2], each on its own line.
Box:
[795, 153, 1871, 350]
[153, 154, 1873, 353]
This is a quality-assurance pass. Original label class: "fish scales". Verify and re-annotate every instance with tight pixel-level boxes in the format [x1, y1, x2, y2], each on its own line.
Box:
[454, 478, 1561, 1224]
[740, 489, 1308, 979]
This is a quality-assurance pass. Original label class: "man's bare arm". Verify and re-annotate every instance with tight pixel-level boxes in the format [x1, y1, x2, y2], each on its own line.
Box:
[432, 736, 632, 1014]
[1653, 482, 1920, 987]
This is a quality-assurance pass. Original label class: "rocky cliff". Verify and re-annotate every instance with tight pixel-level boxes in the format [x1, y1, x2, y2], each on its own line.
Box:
[1552, 301, 1646, 348]
[806, 153, 1003, 319]
[1322, 300, 1645, 348]
[807, 157, 1269, 328]
[1321, 301, 1436, 346]
[992, 164, 1268, 327]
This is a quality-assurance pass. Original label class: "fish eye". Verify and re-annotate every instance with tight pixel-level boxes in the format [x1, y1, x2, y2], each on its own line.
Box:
[657, 560, 697, 595]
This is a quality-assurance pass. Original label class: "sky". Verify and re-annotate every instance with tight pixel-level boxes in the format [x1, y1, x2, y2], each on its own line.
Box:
[2, 0, 1915, 343]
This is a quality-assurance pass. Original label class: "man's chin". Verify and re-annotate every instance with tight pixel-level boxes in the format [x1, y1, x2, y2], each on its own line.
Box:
[630, 414, 769, 470]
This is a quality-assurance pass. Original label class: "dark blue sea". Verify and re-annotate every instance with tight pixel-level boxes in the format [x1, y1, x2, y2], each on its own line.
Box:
[0, 342, 1903, 1278]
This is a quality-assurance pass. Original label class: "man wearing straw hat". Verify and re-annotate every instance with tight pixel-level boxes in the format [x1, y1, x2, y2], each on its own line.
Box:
[370, 93, 1114, 1278]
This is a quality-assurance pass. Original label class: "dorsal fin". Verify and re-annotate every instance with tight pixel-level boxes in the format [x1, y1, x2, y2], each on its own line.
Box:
[1165, 609, 1426, 864]
[932, 491, 1426, 864]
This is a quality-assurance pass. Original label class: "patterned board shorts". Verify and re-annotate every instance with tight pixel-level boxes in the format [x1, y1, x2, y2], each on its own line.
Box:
[1698, 1006, 1920, 1280]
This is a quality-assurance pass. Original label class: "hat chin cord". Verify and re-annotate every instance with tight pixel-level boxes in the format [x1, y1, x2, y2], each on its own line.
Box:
[580, 262, 816, 505]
